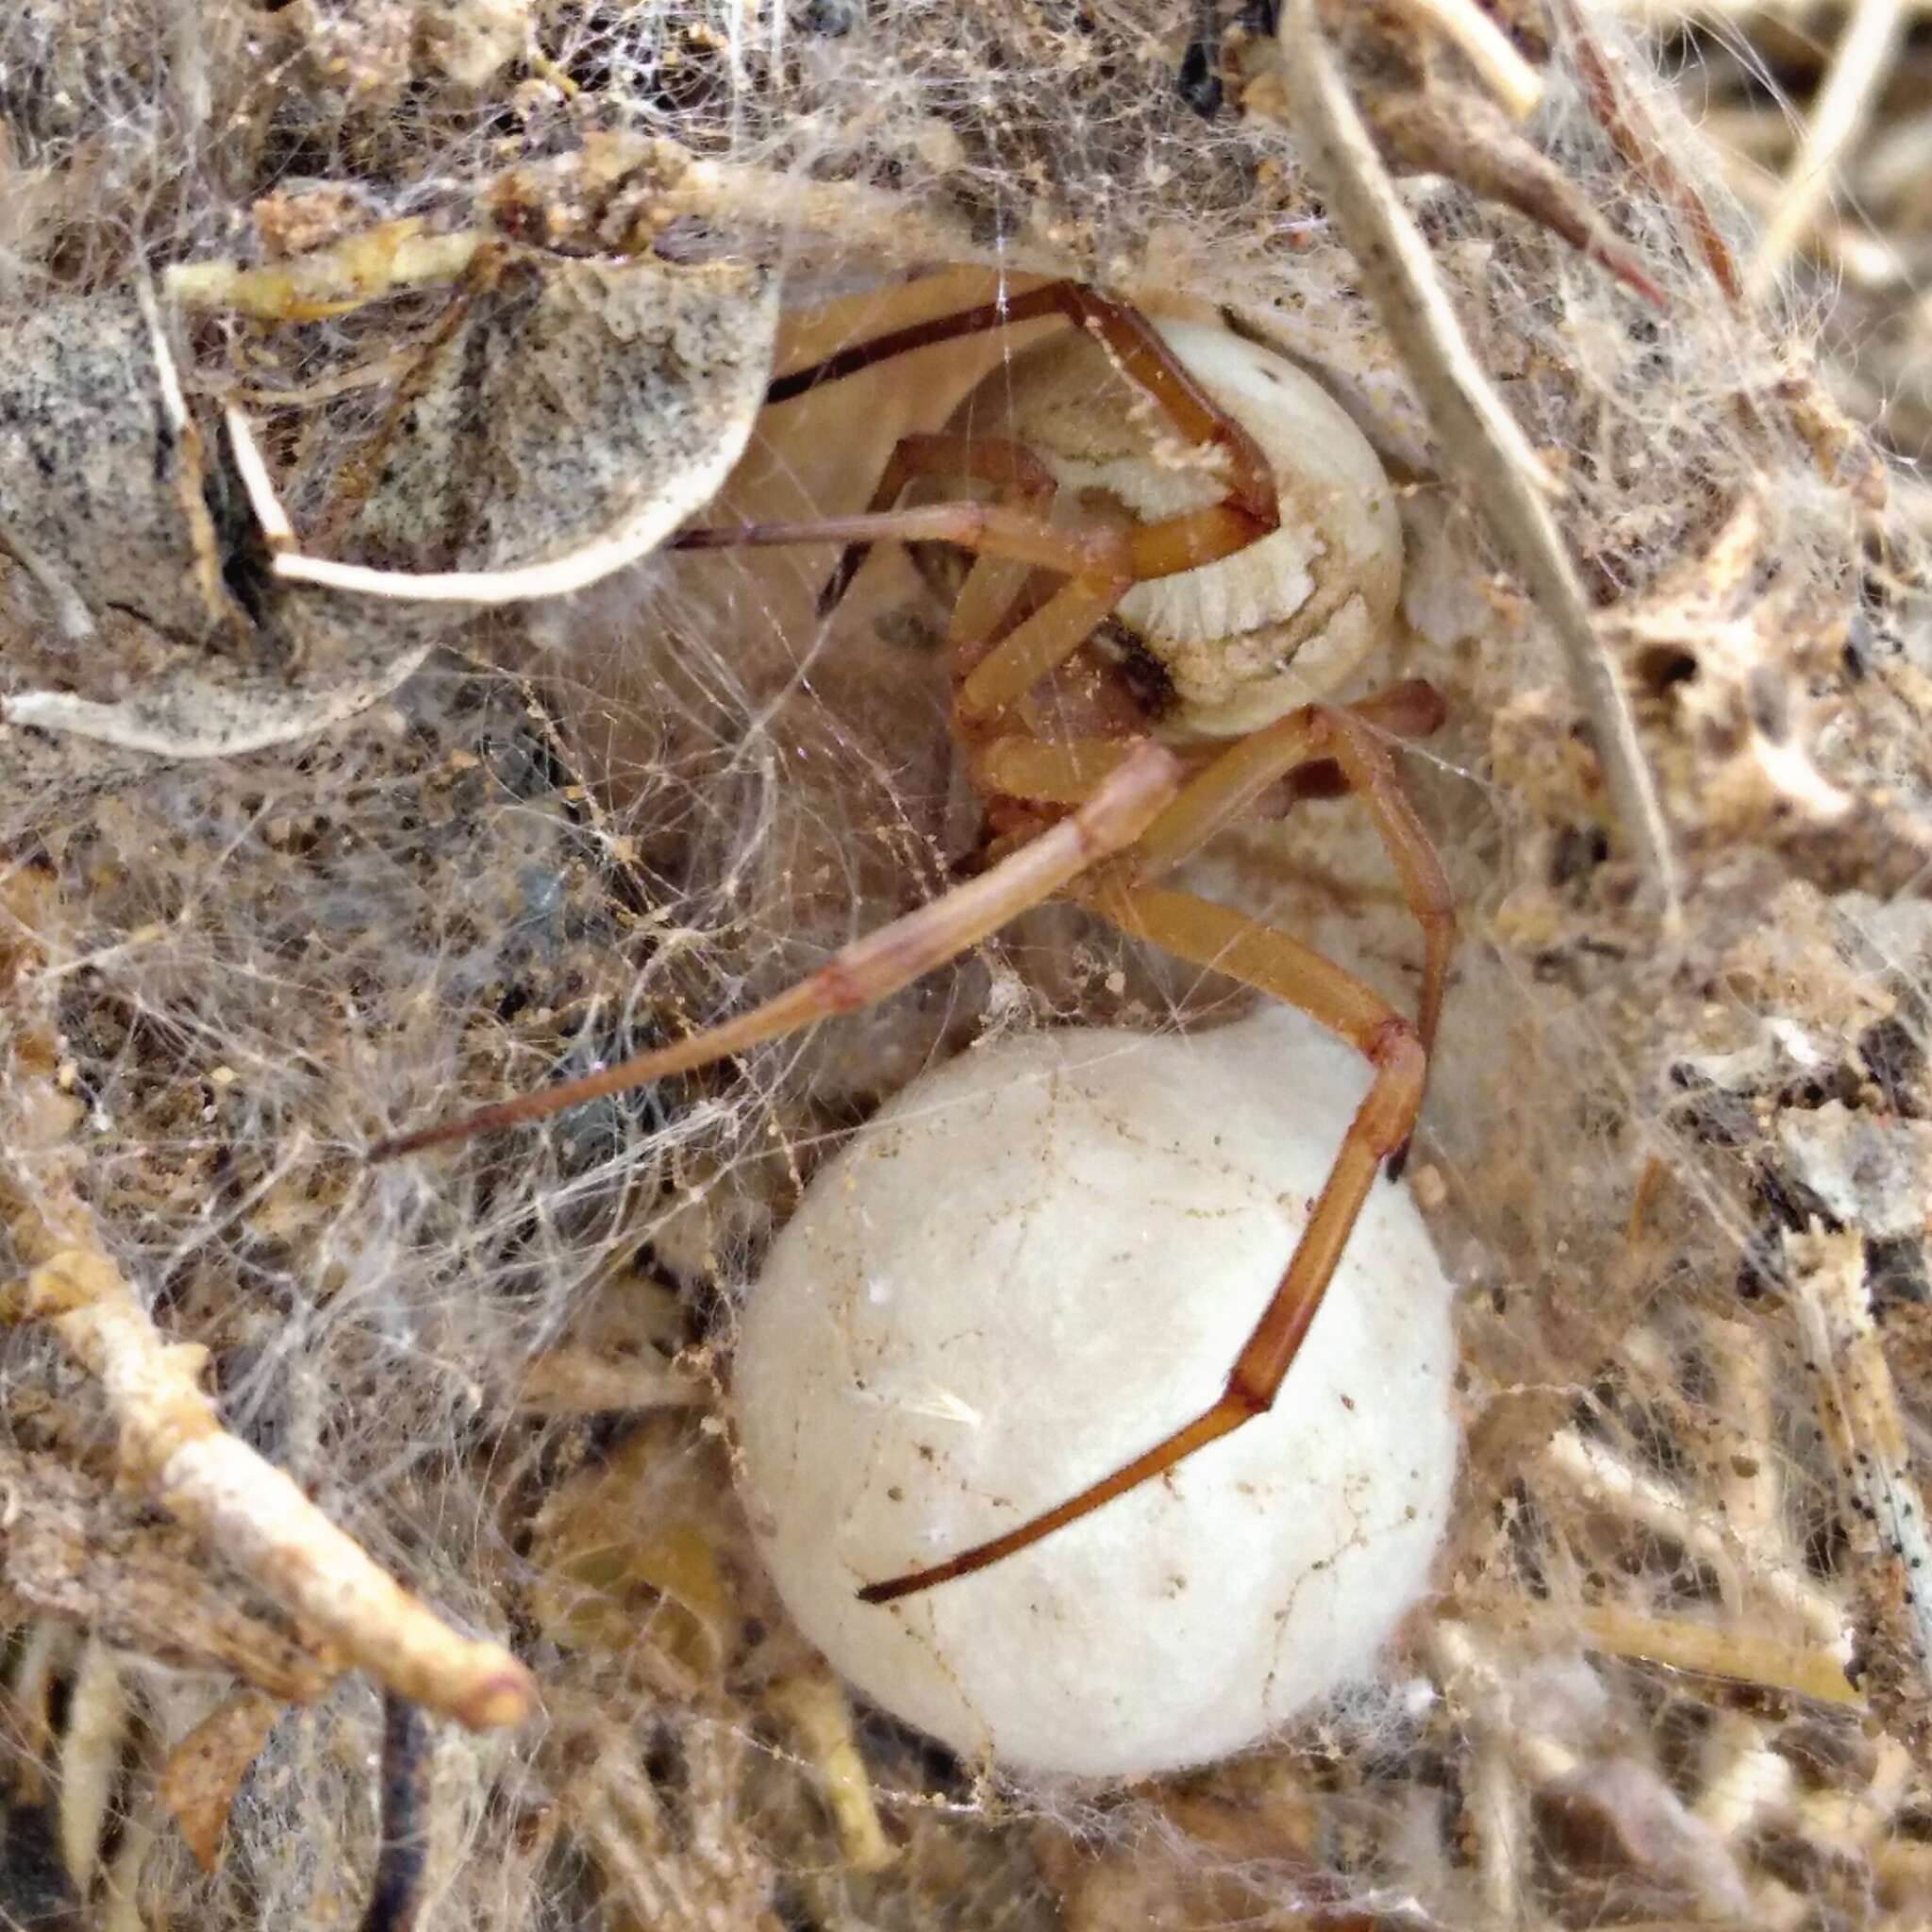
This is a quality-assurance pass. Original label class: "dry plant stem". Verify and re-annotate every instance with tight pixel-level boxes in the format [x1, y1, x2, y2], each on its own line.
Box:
[1431, 1621, 1755, 1924]
[1427, 1622, 1542, 1925]
[100, 1780, 166, 1932]
[0, 1439, 335, 1700]
[509, 1344, 708, 1415]
[559, 1719, 777, 1930]
[764, 1670, 896, 1874]
[1, 1201, 537, 1731]
[8, 1624, 69, 1804]
[1275, 1, 1682, 928]
[359, 1693, 434, 1932]
[1613, 0, 1932, 16]
[649, 144, 1015, 275]
[1574, 1605, 1859, 1706]
[372, 741, 1183, 1156]
[1556, 0, 1745, 304]
[161, 146, 1037, 337]
[1388, 0, 1546, 120]
[61, 1640, 127, 1894]
[1543, 1428, 1846, 1646]
[165, 225, 484, 319]
[1790, 1228, 1932, 1719]
[1748, 0, 1909, 297]
[1467, 1722, 1529, 1925]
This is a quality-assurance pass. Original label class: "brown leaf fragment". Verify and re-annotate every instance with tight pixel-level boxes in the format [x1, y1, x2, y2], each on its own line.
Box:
[158, 1690, 285, 1873]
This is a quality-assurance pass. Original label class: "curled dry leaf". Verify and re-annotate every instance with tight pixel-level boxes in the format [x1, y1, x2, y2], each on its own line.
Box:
[1, 235, 776, 765]
[0, 286, 446, 762]
[270, 246, 778, 606]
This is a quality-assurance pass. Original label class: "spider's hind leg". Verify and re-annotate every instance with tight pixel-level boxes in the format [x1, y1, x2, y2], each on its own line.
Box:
[859, 876, 1429, 1605]
[859, 689, 1454, 1603]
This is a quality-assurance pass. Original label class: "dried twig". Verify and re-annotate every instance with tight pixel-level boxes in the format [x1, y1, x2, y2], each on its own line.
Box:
[360, 1694, 435, 1932]
[1274, 0, 1682, 928]
[1575, 1605, 1859, 1706]
[765, 1669, 897, 1874]
[1, 1180, 537, 1730]
[0, 1441, 333, 1702]
[1387, 0, 1546, 121]
[1557, 0, 1746, 303]
[1544, 1427, 1846, 1645]
[164, 225, 485, 319]
[1748, 0, 1909, 297]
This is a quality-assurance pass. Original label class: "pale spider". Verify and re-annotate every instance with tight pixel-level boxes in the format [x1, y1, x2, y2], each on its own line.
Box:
[375, 280, 1456, 1605]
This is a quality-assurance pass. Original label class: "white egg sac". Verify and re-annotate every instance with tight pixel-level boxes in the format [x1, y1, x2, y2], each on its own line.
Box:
[732, 1008, 1458, 1779]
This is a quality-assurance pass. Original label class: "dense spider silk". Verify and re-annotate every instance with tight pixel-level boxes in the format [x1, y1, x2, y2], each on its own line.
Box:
[2, 3, 1926, 1929]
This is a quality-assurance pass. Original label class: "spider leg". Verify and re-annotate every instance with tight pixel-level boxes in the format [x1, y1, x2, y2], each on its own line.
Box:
[384, 295, 1300, 1153]
[813, 433, 1058, 618]
[765, 281, 1085, 403]
[766, 278, 1281, 548]
[763, 280, 1276, 531]
[368, 742, 1181, 1160]
[973, 687, 1451, 1051]
[1132, 700, 1455, 1056]
[971, 680, 1446, 807]
[675, 495, 1136, 723]
[859, 882, 1425, 1604]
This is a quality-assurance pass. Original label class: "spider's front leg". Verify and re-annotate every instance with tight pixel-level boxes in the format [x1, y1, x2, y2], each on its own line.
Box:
[367, 741, 1182, 1159]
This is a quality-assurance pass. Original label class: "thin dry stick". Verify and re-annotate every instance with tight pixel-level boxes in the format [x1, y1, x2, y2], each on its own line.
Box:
[1274, 0, 1681, 928]
[1543, 1428, 1847, 1646]
[1556, 0, 1745, 304]
[1614, 0, 1931, 18]
[1432, 1620, 1755, 1921]
[165, 225, 485, 319]
[510, 1344, 709, 1415]
[1690, 1710, 1794, 1840]
[1389, 0, 1545, 121]
[1575, 1605, 1859, 1706]
[1748, 0, 1908, 297]
[359, 1693, 435, 1932]
[1, 1189, 537, 1731]
[59, 1639, 129, 1894]
[765, 1669, 897, 1874]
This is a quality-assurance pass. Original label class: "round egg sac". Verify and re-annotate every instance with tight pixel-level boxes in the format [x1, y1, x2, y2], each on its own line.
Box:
[732, 1008, 1459, 1778]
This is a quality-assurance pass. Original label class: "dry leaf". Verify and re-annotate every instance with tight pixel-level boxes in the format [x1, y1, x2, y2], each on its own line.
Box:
[158, 1690, 286, 1873]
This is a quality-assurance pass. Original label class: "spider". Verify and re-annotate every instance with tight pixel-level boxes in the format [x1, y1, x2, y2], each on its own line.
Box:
[374, 279, 1456, 1607]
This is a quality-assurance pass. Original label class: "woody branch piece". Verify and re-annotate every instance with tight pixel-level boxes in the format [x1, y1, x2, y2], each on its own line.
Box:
[1274, 1, 1681, 929]
[1, 1185, 537, 1732]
